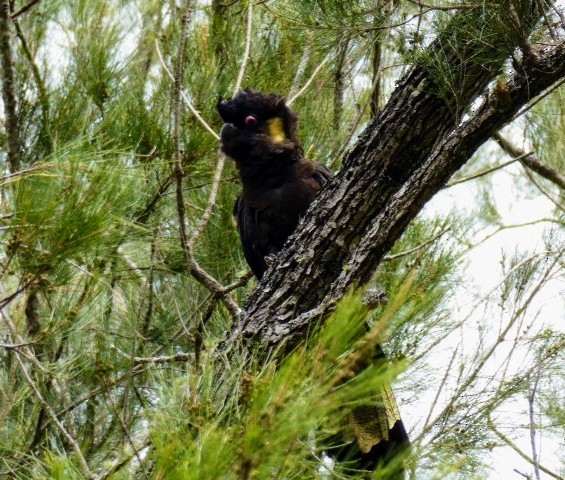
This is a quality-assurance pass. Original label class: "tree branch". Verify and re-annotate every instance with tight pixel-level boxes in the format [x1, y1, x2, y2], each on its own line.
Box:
[493, 132, 565, 190]
[169, 1, 240, 318]
[0, 0, 21, 173]
[9, 0, 41, 20]
[489, 416, 563, 480]
[233, 0, 252, 95]
[446, 154, 531, 188]
[230, 12, 564, 351]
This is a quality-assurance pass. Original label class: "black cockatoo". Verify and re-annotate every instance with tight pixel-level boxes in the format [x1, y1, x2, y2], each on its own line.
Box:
[217, 88, 409, 474]
[217, 88, 331, 279]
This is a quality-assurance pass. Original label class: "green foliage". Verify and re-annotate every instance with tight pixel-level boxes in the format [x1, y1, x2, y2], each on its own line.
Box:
[7, 145, 144, 283]
[0, 0, 562, 479]
[151, 291, 407, 479]
[416, 0, 540, 113]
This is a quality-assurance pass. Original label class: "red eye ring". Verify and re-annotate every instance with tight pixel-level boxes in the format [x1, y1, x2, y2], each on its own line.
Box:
[245, 115, 257, 126]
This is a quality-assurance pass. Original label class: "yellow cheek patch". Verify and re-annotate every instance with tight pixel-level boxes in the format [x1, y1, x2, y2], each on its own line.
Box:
[267, 117, 286, 143]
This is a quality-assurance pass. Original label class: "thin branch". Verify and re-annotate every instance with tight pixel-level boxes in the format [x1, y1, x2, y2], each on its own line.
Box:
[549, 1, 565, 29]
[468, 219, 562, 252]
[233, 0, 253, 95]
[104, 386, 144, 468]
[0, 0, 21, 172]
[0, 162, 53, 184]
[12, 349, 93, 478]
[172, 1, 192, 174]
[155, 40, 220, 141]
[417, 251, 563, 442]
[287, 53, 331, 106]
[0, 277, 37, 310]
[134, 173, 175, 225]
[263, 2, 439, 34]
[168, 2, 240, 318]
[9, 0, 41, 20]
[489, 416, 563, 480]
[511, 76, 565, 123]
[288, 34, 312, 100]
[112, 345, 192, 365]
[514, 470, 532, 480]
[0, 341, 36, 349]
[331, 98, 368, 168]
[446, 154, 532, 188]
[494, 132, 565, 190]
[383, 228, 451, 261]
[56, 365, 149, 418]
[96, 437, 151, 480]
[523, 166, 565, 212]
[422, 346, 458, 431]
[223, 270, 254, 292]
[188, 151, 226, 249]
[405, 0, 477, 10]
[333, 36, 350, 129]
[528, 368, 542, 480]
[12, 16, 51, 152]
[538, 0, 558, 42]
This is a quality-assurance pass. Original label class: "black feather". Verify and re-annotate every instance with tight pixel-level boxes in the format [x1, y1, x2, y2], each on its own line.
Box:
[218, 88, 331, 278]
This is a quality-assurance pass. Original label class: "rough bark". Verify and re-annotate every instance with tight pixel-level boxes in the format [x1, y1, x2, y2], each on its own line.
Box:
[227, 5, 564, 351]
[0, 0, 21, 173]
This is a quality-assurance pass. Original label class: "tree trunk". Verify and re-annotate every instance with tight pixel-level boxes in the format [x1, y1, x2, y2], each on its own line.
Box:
[228, 5, 564, 351]
[0, 0, 21, 173]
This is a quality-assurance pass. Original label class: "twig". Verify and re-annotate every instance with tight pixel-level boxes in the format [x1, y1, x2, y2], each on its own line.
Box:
[96, 437, 151, 480]
[538, 0, 558, 42]
[0, 0, 21, 172]
[223, 270, 254, 292]
[188, 151, 226, 248]
[523, 166, 565, 212]
[489, 416, 563, 480]
[288, 34, 312, 100]
[468, 219, 561, 252]
[233, 0, 253, 95]
[56, 365, 149, 418]
[155, 41, 220, 140]
[0, 161, 52, 184]
[494, 133, 565, 190]
[383, 228, 451, 261]
[417, 251, 564, 442]
[172, 0, 192, 176]
[422, 346, 458, 431]
[334, 36, 350, 129]
[112, 345, 192, 365]
[528, 368, 542, 480]
[405, 0, 476, 10]
[0, 341, 36, 349]
[168, 2, 240, 318]
[12, 347, 93, 477]
[287, 53, 332, 106]
[134, 173, 175, 225]
[331, 98, 367, 168]
[446, 154, 531, 187]
[0, 277, 37, 310]
[511, 76, 565, 123]
[12, 16, 51, 152]
[9, 0, 41, 19]
[104, 385, 144, 468]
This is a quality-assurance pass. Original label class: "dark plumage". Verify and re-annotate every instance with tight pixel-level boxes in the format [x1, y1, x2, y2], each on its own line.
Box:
[217, 88, 409, 474]
[217, 88, 331, 279]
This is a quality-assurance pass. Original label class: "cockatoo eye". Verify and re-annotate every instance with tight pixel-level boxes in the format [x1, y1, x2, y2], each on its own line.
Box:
[244, 115, 257, 126]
